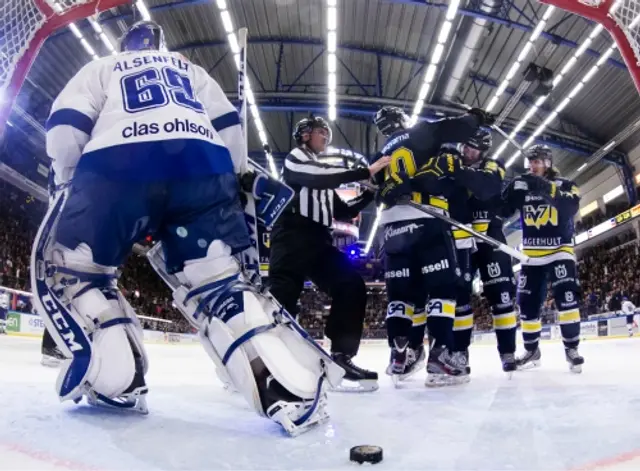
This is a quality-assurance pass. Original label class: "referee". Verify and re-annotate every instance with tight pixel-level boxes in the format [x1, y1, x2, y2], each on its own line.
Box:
[268, 116, 389, 391]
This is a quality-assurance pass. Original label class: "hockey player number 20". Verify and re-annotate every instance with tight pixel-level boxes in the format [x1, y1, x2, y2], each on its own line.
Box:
[121, 67, 204, 113]
[385, 147, 422, 203]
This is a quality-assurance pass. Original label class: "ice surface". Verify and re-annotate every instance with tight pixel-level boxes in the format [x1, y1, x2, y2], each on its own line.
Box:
[2, 335, 640, 470]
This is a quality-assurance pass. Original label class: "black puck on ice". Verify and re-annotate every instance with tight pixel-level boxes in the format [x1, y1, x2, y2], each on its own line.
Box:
[349, 445, 383, 465]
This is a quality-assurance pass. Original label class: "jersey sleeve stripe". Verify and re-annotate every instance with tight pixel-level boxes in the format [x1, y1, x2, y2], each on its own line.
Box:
[211, 111, 241, 132]
[46, 109, 95, 134]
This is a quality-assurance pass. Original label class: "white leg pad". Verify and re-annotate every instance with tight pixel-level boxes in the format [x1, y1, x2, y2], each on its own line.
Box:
[199, 317, 264, 415]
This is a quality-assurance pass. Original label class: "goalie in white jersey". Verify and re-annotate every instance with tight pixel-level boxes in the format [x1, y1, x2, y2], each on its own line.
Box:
[32, 21, 345, 436]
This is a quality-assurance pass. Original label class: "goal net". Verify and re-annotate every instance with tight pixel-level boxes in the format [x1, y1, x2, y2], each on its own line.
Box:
[540, 0, 640, 92]
[0, 0, 128, 136]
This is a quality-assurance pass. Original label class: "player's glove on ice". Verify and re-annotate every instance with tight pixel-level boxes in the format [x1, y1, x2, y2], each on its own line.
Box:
[240, 172, 294, 229]
[377, 171, 413, 206]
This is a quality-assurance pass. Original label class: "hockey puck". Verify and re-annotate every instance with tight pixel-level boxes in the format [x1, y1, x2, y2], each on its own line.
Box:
[349, 445, 383, 465]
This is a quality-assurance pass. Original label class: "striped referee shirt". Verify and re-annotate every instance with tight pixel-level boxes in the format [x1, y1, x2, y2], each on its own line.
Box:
[282, 147, 372, 227]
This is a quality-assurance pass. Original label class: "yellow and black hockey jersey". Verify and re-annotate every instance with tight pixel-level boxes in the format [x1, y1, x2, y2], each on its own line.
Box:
[372, 114, 483, 226]
[503, 173, 580, 265]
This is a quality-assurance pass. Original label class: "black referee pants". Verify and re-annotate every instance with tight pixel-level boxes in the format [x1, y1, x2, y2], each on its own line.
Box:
[268, 222, 366, 356]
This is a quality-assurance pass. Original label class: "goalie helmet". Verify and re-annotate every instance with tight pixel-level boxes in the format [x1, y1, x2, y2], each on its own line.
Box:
[293, 116, 333, 146]
[525, 144, 553, 168]
[120, 21, 165, 52]
[373, 106, 410, 137]
[466, 127, 492, 153]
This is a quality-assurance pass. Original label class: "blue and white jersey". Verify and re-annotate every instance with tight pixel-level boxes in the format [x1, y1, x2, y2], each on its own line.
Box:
[46, 50, 246, 185]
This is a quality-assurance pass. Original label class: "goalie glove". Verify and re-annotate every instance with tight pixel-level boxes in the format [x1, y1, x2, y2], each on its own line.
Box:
[240, 172, 294, 229]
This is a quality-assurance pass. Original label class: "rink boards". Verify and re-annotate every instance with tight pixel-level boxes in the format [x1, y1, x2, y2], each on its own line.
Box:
[3, 310, 636, 346]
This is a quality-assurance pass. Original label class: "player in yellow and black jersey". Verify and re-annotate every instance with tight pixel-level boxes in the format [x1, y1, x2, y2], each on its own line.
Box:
[371, 105, 494, 387]
[502, 144, 584, 373]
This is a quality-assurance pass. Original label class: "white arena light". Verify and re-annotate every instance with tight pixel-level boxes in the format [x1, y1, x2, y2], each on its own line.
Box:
[327, 0, 338, 121]
[409, 1, 460, 123]
[485, 5, 555, 115]
[494, 21, 613, 165]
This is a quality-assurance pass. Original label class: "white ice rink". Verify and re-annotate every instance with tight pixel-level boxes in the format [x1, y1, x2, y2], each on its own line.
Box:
[2, 336, 640, 471]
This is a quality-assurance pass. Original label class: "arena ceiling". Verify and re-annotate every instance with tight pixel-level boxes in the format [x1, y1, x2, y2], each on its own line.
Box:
[4, 0, 640, 249]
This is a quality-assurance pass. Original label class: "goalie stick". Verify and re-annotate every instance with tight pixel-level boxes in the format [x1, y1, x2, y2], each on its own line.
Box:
[237, 27, 262, 282]
[359, 181, 529, 263]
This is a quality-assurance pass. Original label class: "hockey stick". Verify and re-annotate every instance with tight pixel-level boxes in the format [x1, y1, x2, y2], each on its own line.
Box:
[359, 181, 529, 263]
[237, 27, 262, 282]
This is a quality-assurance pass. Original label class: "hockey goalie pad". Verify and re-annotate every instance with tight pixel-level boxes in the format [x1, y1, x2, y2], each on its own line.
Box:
[147, 241, 345, 435]
[31, 190, 148, 412]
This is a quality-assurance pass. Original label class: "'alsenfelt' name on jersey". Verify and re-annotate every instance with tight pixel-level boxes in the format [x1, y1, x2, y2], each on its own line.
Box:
[113, 54, 190, 72]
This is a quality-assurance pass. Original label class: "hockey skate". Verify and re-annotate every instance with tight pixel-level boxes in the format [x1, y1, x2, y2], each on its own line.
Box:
[565, 348, 584, 374]
[41, 346, 66, 368]
[330, 353, 379, 392]
[450, 350, 471, 375]
[516, 348, 541, 370]
[500, 353, 517, 379]
[257, 371, 329, 437]
[425, 346, 468, 387]
[386, 337, 408, 387]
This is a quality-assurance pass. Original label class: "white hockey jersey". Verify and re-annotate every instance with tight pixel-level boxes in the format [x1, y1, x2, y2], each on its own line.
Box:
[46, 50, 246, 185]
[621, 300, 636, 315]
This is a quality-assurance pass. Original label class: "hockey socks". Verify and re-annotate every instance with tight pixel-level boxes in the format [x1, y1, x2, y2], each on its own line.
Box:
[452, 303, 473, 352]
[426, 298, 455, 349]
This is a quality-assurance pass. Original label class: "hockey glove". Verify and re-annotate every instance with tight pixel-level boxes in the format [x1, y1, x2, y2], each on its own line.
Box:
[519, 173, 553, 197]
[418, 153, 462, 178]
[240, 172, 294, 229]
[467, 107, 496, 126]
[377, 171, 412, 206]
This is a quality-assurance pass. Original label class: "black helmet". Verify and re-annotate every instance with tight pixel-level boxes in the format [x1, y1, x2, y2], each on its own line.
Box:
[525, 144, 553, 167]
[373, 106, 410, 137]
[467, 126, 492, 153]
[293, 116, 332, 146]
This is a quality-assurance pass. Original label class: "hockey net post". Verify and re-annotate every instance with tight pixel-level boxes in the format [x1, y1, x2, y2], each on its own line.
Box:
[539, 0, 640, 93]
[0, 0, 128, 138]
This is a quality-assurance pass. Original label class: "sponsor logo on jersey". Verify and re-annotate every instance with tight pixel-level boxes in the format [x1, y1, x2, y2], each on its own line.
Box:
[555, 264, 568, 279]
[524, 194, 544, 202]
[421, 259, 450, 274]
[381, 133, 409, 154]
[523, 204, 558, 229]
[518, 274, 527, 289]
[384, 223, 422, 240]
[385, 268, 410, 279]
[473, 210, 489, 220]
[522, 237, 563, 246]
[487, 262, 501, 278]
[501, 292, 511, 304]
[386, 301, 411, 319]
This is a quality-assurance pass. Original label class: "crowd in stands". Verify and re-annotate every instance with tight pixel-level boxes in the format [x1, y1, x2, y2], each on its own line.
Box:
[2, 180, 640, 338]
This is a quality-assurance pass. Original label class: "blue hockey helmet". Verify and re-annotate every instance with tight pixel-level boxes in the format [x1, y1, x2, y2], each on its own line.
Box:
[120, 21, 165, 52]
[373, 106, 410, 137]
